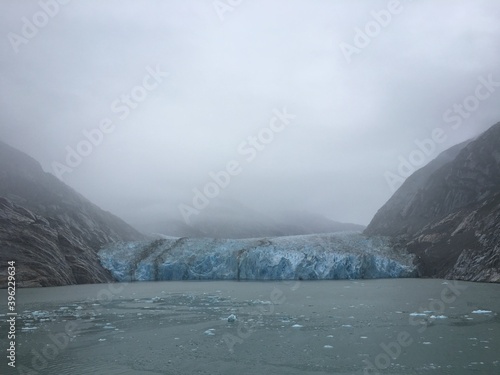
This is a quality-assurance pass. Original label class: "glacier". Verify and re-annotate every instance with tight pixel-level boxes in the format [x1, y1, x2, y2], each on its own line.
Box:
[98, 232, 417, 281]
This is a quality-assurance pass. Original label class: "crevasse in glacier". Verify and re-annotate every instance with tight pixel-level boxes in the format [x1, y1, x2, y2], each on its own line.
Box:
[98, 232, 417, 281]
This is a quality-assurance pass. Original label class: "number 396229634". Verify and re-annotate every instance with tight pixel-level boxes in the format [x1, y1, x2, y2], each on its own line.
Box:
[7, 261, 16, 311]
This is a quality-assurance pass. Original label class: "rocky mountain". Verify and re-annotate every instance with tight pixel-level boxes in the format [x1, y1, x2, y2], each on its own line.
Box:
[0, 141, 144, 287]
[365, 122, 500, 282]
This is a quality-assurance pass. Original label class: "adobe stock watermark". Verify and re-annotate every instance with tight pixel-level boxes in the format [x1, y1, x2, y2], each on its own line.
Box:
[51, 64, 168, 180]
[339, 0, 412, 63]
[213, 0, 243, 22]
[384, 73, 500, 192]
[7, 0, 71, 54]
[363, 280, 468, 374]
[178, 107, 296, 224]
[15, 282, 127, 375]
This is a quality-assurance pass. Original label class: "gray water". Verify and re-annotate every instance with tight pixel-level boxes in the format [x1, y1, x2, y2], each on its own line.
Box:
[1, 279, 499, 375]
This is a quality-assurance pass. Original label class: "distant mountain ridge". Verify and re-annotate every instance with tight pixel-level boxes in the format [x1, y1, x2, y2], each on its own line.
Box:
[0, 141, 144, 287]
[365, 122, 500, 282]
[136, 201, 365, 239]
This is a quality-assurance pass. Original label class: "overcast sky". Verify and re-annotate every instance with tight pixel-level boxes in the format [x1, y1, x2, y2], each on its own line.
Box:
[1, 0, 500, 228]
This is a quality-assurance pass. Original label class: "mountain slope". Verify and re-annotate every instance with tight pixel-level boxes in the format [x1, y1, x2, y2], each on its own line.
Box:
[365, 122, 500, 282]
[364, 139, 471, 236]
[0, 141, 144, 287]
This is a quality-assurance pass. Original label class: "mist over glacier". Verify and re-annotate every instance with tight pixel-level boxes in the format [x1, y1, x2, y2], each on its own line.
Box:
[99, 232, 416, 281]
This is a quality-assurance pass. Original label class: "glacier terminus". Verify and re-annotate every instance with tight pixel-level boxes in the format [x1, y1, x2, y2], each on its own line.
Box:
[98, 232, 417, 282]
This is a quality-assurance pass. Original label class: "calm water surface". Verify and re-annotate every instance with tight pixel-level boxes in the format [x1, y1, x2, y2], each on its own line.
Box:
[1, 279, 499, 374]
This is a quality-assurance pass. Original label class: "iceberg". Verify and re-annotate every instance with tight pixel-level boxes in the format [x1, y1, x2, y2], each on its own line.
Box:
[98, 232, 416, 282]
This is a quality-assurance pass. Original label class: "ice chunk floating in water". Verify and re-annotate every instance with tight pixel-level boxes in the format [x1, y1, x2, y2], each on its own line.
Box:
[471, 310, 493, 314]
[98, 232, 417, 281]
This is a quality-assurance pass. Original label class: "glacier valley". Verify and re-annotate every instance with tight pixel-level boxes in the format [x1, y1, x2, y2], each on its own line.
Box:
[98, 232, 417, 281]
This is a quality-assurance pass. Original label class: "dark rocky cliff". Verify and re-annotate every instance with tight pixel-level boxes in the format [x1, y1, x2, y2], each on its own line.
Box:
[0, 141, 144, 287]
[365, 123, 500, 282]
